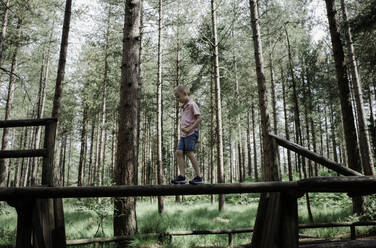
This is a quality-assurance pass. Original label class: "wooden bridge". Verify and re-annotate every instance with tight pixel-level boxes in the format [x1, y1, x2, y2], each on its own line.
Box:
[0, 118, 375, 248]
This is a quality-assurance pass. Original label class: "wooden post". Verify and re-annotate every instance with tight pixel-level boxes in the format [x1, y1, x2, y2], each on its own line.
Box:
[42, 121, 57, 186]
[7, 199, 34, 248]
[228, 233, 233, 247]
[279, 191, 298, 248]
[350, 225, 356, 240]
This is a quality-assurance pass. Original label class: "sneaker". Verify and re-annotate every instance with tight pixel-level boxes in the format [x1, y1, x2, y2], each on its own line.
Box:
[171, 175, 186, 184]
[189, 176, 204, 185]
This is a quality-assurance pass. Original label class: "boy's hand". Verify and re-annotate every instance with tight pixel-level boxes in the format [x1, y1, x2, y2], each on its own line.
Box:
[182, 127, 191, 134]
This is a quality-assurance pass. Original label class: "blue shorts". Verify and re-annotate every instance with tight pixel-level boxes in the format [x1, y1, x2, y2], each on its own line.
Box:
[177, 130, 199, 151]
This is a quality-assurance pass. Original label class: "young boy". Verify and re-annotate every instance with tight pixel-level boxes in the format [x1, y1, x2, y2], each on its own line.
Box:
[171, 85, 203, 185]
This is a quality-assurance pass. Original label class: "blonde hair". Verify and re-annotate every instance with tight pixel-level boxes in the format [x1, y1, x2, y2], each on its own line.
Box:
[174, 84, 190, 95]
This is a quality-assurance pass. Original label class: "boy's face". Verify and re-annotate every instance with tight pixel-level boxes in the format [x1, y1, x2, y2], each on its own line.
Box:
[174, 91, 188, 104]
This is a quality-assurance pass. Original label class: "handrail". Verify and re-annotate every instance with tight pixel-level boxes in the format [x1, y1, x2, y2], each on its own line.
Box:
[0, 149, 47, 158]
[1, 177, 376, 201]
[0, 118, 57, 128]
[269, 133, 362, 176]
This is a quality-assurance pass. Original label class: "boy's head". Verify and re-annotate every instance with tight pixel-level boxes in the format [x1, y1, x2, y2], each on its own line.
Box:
[174, 85, 190, 104]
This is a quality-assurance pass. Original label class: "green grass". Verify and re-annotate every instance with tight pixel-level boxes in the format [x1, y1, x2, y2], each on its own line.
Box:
[1, 190, 375, 247]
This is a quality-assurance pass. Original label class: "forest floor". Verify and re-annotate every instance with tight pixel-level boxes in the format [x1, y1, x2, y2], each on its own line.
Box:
[1, 189, 376, 247]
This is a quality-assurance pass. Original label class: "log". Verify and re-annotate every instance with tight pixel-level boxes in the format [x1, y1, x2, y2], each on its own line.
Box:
[168, 228, 253, 235]
[0, 177, 376, 200]
[0, 149, 47, 159]
[300, 240, 376, 248]
[66, 234, 157, 245]
[0, 118, 57, 128]
[269, 134, 362, 176]
[0, 181, 298, 200]
[298, 176, 376, 193]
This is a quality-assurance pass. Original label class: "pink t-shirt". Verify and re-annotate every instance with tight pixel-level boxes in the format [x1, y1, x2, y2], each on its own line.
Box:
[181, 99, 201, 137]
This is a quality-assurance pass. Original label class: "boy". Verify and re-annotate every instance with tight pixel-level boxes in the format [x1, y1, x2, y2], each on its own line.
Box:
[171, 85, 203, 185]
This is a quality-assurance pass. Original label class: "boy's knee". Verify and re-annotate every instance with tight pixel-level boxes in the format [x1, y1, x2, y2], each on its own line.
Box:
[186, 151, 194, 157]
[176, 150, 184, 157]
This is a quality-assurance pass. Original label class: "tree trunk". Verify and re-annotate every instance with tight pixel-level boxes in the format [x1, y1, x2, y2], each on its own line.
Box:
[286, 26, 306, 180]
[251, 103, 258, 181]
[0, 0, 9, 66]
[281, 65, 293, 181]
[78, 104, 88, 187]
[31, 24, 54, 185]
[247, 111, 252, 177]
[211, 0, 225, 211]
[88, 118, 96, 185]
[113, 0, 140, 241]
[210, 65, 215, 204]
[249, 0, 280, 182]
[329, 104, 338, 163]
[98, 7, 110, 187]
[340, 0, 374, 176]
[156, 0, 164, 215]
[0, 18, 21, 186]
[324, 0, 365, 214]
[368, 87, 376, 158]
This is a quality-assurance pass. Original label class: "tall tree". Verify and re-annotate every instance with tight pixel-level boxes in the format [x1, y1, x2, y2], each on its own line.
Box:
[211, 0, 225, 211]
[0, 0, 9, 66]
[156, 0, 164, 215]
[324, 0, 365, 214]
[340, 0, 375, 176]
[0, 18, 21, 186]
[249, 0, 280, 182]
[113, 0, 140, 240]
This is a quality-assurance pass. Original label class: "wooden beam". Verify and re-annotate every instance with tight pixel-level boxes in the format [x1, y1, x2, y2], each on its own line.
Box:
[0, 177, 376, 200]
[0, 118, 57, 128]
[269, 134, 362, 176]
[0, 181, 298, 200]
[298, 176, 376, 193]
[0, 149, 47, 158]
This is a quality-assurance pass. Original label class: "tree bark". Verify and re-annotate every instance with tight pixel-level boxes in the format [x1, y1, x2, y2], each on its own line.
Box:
[98, 7, 110, 187]
[247, 112, 252, 177]
[0, 0, 9, 66]
[0, 18, 21, 186]
[281, 65, 293, 181]
[31, 23, 54, 185]
[324, 0, 365, 214]
[78, 104, 88, 187]
[113, 0, 140, 241]
[340, 0, 374, 176]
[249, 0, 280, 182]
[156, 0, 164, 215]
[211, 0, 225, 211]
[251, 103, 258, 182]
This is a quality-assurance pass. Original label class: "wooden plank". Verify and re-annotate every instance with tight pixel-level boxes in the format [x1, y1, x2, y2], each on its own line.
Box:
[0, 149, 47, 158]
[269, 134, 362, 176]
[0, 118, 57, 128]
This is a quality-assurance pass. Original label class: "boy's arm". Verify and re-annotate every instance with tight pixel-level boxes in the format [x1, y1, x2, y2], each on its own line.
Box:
[182, 115, 202, 134]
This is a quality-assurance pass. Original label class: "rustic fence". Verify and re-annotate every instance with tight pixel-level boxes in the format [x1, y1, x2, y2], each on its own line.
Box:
[0, 119, 376, 248]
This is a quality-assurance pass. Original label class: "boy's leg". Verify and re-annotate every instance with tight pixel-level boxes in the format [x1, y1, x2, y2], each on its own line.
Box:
[176, 149, 185, 177]
[186, 151, 201, 178]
